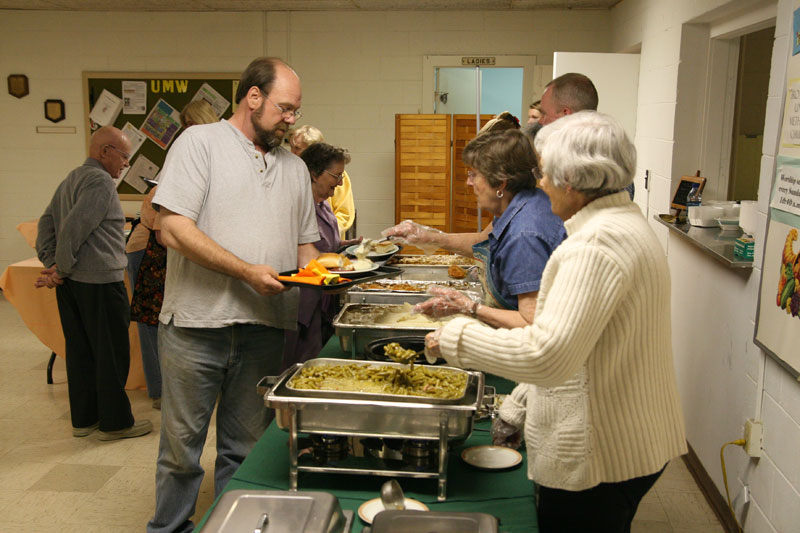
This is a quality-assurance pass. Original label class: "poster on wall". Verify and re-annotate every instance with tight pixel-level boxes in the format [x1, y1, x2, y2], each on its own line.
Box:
[755, 157, 800, 377]
[754, 0, 800, 378]
[140, 98, 181, 150]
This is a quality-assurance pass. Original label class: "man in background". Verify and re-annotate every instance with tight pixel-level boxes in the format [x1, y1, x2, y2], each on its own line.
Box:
[538, 73, 634, 200]
[35, 125, 152, 441]
[147, 57, 320, 533]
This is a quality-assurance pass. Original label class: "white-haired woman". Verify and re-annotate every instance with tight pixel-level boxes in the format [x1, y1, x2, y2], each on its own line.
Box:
[288, 125, 355, 239]
[425, 111, 687, 532]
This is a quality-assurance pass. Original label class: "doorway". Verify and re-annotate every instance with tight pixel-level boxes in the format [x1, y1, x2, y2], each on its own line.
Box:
[434, 67, 524, 120]
[727, 26, 774, 201]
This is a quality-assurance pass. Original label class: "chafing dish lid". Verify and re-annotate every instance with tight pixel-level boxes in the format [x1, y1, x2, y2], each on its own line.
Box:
[371, 510, 498, 533]
[199, 490, 348, 533]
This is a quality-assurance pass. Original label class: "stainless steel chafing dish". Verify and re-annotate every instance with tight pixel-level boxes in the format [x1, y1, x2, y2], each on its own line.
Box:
[345, 279, 482, 305]
[333, 303, 461, 357]
[386, 255, 481, 282]
[259, 359, 485, 501]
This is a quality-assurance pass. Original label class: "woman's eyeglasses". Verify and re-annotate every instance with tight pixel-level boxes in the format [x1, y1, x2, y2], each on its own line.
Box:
[324, 169, 345, 183]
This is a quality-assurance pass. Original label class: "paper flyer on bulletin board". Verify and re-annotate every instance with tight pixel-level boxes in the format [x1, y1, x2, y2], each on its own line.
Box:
[754, 1, 800, 378]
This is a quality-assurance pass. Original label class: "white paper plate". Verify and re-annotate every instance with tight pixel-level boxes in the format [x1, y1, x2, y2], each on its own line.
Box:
[345, 243, 400, 259]
[461, 445, 522, 470]
[328, 262, 380, 275]
[357, 497, 428, 524]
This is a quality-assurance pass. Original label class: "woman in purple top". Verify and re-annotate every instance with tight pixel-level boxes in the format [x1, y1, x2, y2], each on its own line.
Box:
[282, 143, 360, 369]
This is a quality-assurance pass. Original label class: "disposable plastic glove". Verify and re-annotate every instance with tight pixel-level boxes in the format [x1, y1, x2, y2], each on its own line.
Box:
[423, 329, 442, 364]
[382, 220, 444, 255]
[491, 418, 523, 449]
[413, 286, 480, 319]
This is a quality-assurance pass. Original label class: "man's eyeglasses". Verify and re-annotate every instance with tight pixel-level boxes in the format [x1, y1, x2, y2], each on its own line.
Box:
[105, 144, 131, 161]
[324, 169, 345, 182]
[265, 94, 302, 120]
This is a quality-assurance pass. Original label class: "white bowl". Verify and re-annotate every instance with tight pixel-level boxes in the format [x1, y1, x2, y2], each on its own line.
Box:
[688, 206, 724, 227]
[717, 217, 740, 233]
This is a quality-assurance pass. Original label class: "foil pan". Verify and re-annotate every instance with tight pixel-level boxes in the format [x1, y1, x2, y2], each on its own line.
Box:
[333, 303, 461, 355]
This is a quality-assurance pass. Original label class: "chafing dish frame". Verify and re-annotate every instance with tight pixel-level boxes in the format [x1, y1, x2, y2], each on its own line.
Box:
[259, 359, 485, 501]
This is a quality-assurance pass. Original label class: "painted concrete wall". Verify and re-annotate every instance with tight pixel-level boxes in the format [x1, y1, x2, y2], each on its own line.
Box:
[0, 9, 611, 272]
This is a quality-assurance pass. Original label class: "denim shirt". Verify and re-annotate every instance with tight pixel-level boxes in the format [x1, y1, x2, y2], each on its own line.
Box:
[485, 188, 566, 305]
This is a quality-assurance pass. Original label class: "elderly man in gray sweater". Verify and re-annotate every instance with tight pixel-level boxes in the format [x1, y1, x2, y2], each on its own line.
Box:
[35, 126, 152, 441]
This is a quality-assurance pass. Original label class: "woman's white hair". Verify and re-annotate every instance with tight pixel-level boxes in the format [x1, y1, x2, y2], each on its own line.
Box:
[534, 111, 636, 196]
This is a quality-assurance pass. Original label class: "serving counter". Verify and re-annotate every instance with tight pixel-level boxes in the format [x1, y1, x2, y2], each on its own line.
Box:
[197, 337, 536, 532]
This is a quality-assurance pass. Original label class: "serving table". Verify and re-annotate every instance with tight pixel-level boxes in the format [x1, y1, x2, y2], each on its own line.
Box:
[197, 336, 536, 532]
[0, 257, 146, 390]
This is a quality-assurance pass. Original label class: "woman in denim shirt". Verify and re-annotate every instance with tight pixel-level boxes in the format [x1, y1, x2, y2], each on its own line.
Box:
[386, 128, 565, 327]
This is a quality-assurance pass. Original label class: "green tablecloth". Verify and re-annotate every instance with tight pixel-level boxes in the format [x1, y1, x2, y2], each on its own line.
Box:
[197, 336, 536, 532]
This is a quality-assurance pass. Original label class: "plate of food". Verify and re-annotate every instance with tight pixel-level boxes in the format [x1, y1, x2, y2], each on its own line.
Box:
[317, 253, 380, 277]
[461, 445, 522, 471]
[345, 240, 400, 261]
[357, 497, 428, 524]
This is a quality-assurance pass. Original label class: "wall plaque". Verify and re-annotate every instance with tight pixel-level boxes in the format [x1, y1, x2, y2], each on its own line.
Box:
[44, 99, 65, 123]
[8, 74, 29, 98]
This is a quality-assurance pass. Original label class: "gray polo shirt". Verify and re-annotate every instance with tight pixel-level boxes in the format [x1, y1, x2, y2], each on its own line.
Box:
[153, 120, 319, 329]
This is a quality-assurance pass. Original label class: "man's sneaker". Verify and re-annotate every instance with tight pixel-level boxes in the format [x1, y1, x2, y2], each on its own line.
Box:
[72, 422, 99, 437]
[152, 398, 161, 410]
[97, 420, 153, 441]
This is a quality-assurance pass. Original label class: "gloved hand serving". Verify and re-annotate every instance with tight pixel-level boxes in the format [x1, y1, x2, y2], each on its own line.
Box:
[413, 286, 480, 319]
[382, 220, 444, 255]
[491, 417, 523, 449]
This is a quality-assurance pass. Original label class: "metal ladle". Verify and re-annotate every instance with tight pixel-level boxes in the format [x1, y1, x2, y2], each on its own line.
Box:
[380, 479, 405, 510]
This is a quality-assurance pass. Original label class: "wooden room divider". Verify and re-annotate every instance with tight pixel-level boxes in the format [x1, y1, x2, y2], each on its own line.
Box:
[395, 114, 492, 234]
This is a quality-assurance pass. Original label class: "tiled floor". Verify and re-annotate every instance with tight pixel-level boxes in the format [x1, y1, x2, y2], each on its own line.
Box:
[0, 295, 725, 532]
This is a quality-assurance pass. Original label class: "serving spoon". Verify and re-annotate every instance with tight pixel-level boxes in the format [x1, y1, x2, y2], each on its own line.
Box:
[380, 479, 406, 510]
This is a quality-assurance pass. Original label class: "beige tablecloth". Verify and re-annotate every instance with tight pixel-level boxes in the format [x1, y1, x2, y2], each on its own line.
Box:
[0, 257, 145, 390]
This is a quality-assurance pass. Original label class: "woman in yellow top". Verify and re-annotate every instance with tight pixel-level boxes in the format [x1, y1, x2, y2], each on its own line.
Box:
[288, 125, 355, 239]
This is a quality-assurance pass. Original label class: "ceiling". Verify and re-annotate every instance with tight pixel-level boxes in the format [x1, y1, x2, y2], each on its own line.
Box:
[0, 0, 622, 11]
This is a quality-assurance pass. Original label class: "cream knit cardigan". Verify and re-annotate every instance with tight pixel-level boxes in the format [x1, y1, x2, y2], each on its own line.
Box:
[438, 191, 687, 491]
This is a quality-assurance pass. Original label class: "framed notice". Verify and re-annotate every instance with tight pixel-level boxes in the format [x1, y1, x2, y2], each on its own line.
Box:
[670, 175, 706, 210]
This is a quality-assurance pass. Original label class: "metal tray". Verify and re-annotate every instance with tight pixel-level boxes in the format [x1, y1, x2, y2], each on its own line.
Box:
[370, 510, 498, 533]
[333, 303, 460, 356]
[387, 254, 480, 266]
[279, 265, 402, 292]
[284, 358, 467, 403]
[346, 279, 482, 305]
[262, 359, 484, 440]
[199, 489, 352, 533]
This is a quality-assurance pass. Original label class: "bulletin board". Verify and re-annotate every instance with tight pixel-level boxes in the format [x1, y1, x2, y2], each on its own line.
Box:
[753, 0, 800, 378]
[83, 72, 240, 199]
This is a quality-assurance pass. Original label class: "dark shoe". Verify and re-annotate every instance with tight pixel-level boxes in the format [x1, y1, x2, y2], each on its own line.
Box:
[152, 398, 161, 410]
[97, 419, 153, 441]
[72, 422, 99, 437]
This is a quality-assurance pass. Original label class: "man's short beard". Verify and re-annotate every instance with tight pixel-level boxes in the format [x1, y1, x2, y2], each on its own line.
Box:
[251, 104, 283, 152]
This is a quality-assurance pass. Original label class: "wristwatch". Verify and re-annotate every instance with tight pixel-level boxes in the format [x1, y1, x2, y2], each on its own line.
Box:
[470, 300, 480, 318]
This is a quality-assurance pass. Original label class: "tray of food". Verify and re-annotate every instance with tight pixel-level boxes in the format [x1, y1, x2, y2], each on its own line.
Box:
[386, 255, 480, 281]
[286, 358, 468, 403]
[352, 279, 482, 293]
[279, 265, 402, 291]
[262, 359, 485, 440]
[346, 279, 482, 305]
[333, 303, 462, 355]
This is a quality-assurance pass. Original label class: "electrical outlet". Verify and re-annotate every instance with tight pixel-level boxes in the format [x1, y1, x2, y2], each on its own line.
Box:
[744, 419, 763, 457]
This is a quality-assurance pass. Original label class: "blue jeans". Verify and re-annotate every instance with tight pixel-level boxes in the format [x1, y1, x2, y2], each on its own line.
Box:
[147, 320, 282, 533]
[126, 249, 162, 399]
